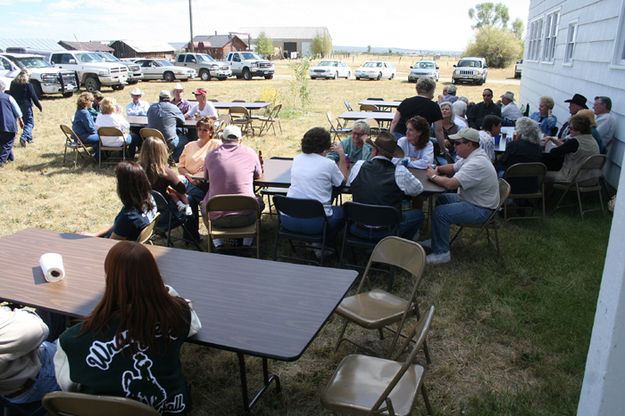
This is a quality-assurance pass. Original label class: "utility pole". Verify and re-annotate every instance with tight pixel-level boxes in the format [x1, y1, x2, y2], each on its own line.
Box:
[188, 0, 194, 52]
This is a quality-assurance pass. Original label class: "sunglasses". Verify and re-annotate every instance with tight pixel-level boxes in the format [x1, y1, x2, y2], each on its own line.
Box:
[482, 94, 492, 97]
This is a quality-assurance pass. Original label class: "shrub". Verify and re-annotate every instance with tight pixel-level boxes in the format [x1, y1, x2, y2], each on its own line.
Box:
[465, 26, 523, 68]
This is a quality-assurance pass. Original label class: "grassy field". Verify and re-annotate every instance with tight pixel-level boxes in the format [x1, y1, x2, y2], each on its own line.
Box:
[0, 55, 611, 415]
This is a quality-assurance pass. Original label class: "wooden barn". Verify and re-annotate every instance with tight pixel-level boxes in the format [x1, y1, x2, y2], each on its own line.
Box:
[188, 35, 247, 59]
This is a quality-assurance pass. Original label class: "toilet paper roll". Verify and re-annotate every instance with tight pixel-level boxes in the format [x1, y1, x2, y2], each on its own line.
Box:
[39, 253, 65, 282]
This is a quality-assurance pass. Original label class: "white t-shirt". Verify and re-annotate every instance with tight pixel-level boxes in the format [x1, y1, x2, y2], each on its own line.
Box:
[501, 102, 522, 121]
[95, 113, 130, 147]
[478, 130, 496, 162]
[394, 137, 434, 169]
[186, 101, 217, 119]
[287, 153, 345, 216]
[453, 148, 499, 209]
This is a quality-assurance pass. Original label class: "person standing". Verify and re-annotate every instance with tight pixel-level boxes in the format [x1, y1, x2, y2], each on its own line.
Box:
[0, 80, 23, 167]
[9, 70, 42, 146]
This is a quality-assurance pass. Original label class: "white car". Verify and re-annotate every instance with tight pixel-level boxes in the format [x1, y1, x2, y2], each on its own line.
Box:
[309, 60, 352, 79]
[133, 59, 196, 82]
[355, 61, 396, 80]
[408, 60, 439, 82]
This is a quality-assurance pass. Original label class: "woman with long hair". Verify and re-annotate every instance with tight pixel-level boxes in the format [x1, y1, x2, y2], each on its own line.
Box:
[396, 116, 434, 169]
[54, 241, 201, 415]
[139, 136, 191, 215]
[9, 70, 42, 146]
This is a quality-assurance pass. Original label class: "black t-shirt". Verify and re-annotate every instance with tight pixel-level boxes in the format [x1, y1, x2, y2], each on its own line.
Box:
[395, 96, 443, 136]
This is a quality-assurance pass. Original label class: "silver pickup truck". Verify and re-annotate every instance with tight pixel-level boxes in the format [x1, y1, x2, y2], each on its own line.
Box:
[49, 50, 128, 91]
[175, 53, 231, 81]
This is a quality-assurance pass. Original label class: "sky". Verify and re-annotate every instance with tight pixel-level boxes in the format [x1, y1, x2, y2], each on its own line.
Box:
[0, 0, 530, 52]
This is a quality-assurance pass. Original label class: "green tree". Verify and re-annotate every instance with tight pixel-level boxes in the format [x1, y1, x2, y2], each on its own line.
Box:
[289, 58, 311, 111]
[468, 2, 510, 29]
[311, 32, 332, 57]
[256, 32, 273, 58]
[465, 26, 523, 68]
[511, 18, 524, 40]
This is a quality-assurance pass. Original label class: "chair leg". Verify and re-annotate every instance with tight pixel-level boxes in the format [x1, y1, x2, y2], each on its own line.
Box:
[334, 320, 349, 352]
[449, 226, 463, 246]
[494, 229, 501, 256]
[576, 185, 584, 220]
[421, 383, 434, 415]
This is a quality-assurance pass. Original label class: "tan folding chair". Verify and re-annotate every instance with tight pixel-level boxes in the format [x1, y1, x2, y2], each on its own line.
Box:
[253, 104, 283, 136]
[202, 194, 261, 257]
[215, 114, 231, 135]
[97, 127, 128, 168]
[504, 162, 547, 221]
[137, 212, 160, 244]
[552, 154, 606, 219]
[322, 305, 435, 416]
[228, 106, 254, 136]
[335, 236, 430, 361]
[60, 124, 96, 167]
[359, 103, 379, 112]
[326, 111, 351, 141]
[42, 391, 159, 416]
[450, 178, 511, 256]
[139, 127, 165, 142]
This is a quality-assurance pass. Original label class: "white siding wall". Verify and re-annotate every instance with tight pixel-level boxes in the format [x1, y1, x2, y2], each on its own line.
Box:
[521, 0, 625, 187]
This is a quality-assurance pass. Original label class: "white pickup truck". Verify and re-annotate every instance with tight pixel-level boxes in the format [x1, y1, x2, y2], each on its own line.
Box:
[225, 51, 274, 80]
[49, 50, 128, 91]
[0, 53, 78, 98]
[175, 53, 231, 81]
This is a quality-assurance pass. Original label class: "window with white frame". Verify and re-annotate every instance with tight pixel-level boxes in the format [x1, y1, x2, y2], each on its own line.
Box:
[527, 18, 543, 61]
[542, 11, 559, 62]
[612, 2, 625, 65]
[564, 22, 577, 64]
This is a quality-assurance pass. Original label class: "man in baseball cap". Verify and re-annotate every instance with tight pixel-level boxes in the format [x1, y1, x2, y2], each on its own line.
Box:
[421, 127, 499, 264]
[146, 89, 188, 162]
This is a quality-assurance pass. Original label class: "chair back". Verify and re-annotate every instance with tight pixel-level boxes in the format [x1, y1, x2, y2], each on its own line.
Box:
[205, 194, 260, 214]
[139, 127, 165, 141]
[270, 103, 282, 118]
[359, 104, 379, 112]
[325, 111, 337, 130]
[229, 106, 250, 118]
[574, 154, 606, 186]
[364, 236, 426, 280]
[97, 126, 124, 138]
[504, 162, 546, 194]
[344, 201, 402, 229]
[137, 212, 160, 244]
[60, 124, 79, 143]
[343, 100, 353, 111]
[216, 114, 231, 134]
[371, 305, 435, 412]
[273, 195, 327, 220]
[497, 178, 511, 209]
[42, 391, 159, 416]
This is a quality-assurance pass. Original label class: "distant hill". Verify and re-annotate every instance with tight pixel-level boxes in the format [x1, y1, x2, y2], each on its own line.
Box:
[333, 45, 463, 56]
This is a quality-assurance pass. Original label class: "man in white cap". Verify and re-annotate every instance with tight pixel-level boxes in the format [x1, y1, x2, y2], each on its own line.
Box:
[422, 127, 499, 264]
[146, 90, 187, 162]
[202, 125, 263, 247]
[499, 91, 522, 126]
[125, 88, 149, 116]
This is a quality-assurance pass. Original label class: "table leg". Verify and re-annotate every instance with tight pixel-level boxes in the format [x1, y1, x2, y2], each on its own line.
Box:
[237, 353, 282, 413]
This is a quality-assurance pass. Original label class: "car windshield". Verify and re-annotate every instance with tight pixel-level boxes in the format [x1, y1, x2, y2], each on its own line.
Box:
[318, 61, 337, 67]
[417, 62, 435, 69]
[76, 53, 102, 63]
[458, 60, 481, 68]
[362, 62, 381, 68]
[12, 56, 51, 69]
[197, 54, 216, 63]
[241, 52, 262, 60]
[156, 60, 173, 67]
[96, 52, 120, 63]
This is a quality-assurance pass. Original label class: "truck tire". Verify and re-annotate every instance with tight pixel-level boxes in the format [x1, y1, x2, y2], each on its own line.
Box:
[390, 73, 394, 80]
[218, 77, 227, 81]
[200, 70, 211, 81]
[127, 79, 139, 85]
[62, 91, 74, 98]
[242, 68, 252, 81]
[264, 74, 273, 80]
[30, 81, 43, 99]
[84, 76, 101, 92]
[451, 78, 456, 84]
[111, 84, 124, 91]
[333, 72, 338, 80]
[376, 72, 382, 80]
[163, 71, 175, 82]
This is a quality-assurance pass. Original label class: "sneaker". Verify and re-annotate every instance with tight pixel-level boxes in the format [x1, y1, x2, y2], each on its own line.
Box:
[418, 239, 432, 249]
[19, 140, 26, 147]
[426, 251, 451, 265]
[176, 201, 187, 213]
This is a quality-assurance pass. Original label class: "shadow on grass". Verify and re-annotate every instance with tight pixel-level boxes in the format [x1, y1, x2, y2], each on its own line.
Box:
[17, 152, 117, 177]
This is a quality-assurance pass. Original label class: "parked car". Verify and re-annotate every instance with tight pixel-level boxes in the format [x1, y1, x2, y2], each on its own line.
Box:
[514, 59, 523, 79]
[309, 60, 352, 79]
[354, 61, 396, 80]
[93, 52, 143, 84]
[49, 50, 128, 91]
[225, 51, 274, 80]
[1, 53, 78, 98]
[408, 60, 439, 82]
[451, 57, 488, 85]
[175, 53, 231, 81]
[132, 59, 196, 82]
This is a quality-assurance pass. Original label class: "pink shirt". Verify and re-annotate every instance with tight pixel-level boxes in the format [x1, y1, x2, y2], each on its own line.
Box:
[203, 143, 262, 219]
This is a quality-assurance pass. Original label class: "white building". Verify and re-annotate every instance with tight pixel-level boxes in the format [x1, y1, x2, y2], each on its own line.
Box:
[521, 0, 625, 188]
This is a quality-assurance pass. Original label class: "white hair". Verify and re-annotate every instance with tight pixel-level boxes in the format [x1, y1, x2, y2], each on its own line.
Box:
[452, 100, 467, 117]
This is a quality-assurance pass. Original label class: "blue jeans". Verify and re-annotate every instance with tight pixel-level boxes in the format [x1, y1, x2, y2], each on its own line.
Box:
[280, 206, 345, 240]
[0, 131, 16, 163]
[7, 341, 60, 404]
[19, 105, 34, 143]
[80, 133, 100, 154]
[182, 177, 207, 241]
[169, 133, 188, 163]
[431, 193, 493, 254]
[349, 209, 424, 241]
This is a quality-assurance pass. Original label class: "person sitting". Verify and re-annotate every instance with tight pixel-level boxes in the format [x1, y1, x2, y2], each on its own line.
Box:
[349, 132, 424, 241]
[593, 96, 616, 153]
[396, 116, 434, 169]
[95, 97, 140, 159]
[85, 161, 158, 241]
[125, 88, 150, 116]
[529, 96, 558, 136]
[185, 88, 217, 120]
[54, 241, 201, 415]
[171, 83, 191, 114]
[576, 109, 604, 153]
[543, 114, 600, 184]
[178, 117, 222, 242]
[139, 136, 191, 216]
[281, 127, 347, 243]
[499, 91, 522, 126]
[202, 125, 264, 247]
[147, 90, 188, 163]
[1, 306, 60, 404]
[452, 99, 468, 128]
[9, 70, 42, 146]
[467, 88, 501, 130]
[438, 101, 460, 156]
[71, 92, 100, 155]
[498, 117, 542, 193]
[326, 119, 373, 165]
[556, 93, 587, 139]
[478, 114, 500, 162]
[423, 128, 500, 264]
[439, 85, 458, 103]
[88, 90, 104, 121]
